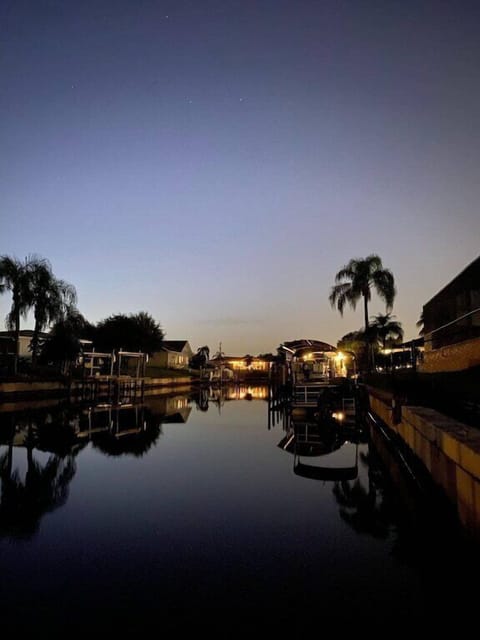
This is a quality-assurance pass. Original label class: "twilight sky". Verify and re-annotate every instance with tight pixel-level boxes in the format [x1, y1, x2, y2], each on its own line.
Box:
[1, 0, 479, 355]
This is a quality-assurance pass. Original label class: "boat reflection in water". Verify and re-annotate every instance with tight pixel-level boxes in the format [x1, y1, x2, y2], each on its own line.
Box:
[278, 411, 362, 482]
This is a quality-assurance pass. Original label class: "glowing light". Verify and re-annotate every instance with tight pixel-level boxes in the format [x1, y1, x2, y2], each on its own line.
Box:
[332, 412, 345, 421]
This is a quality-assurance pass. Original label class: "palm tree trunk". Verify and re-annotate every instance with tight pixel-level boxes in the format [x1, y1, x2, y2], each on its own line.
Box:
[31, 318, 41, 368]
[363, 294, 371, 372]
[13, 306, 20, 376]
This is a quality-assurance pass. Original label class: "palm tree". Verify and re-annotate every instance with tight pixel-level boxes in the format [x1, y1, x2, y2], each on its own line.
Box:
[329, 255, 396, 371]
[416, 310, 424, 336]
[370, 313, 403, 350]
[30, 261, 77, 366]
[0, 255, 45, 374]
[197, 345, 210, 362]
[190, 345, 210, 371]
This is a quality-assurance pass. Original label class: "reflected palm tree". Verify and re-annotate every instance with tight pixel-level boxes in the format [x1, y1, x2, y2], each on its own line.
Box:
[193, 387, 209, 411]
[333, 478, 391, 539]
[0, 441, 76, 540]
[332, 446, 394, 539]
[0, 408, 83, 540]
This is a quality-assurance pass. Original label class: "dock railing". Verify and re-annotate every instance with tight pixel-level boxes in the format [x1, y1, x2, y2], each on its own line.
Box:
[291, 382, 357, 419]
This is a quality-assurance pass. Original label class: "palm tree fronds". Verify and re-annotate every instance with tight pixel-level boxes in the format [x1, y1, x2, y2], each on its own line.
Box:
[329, 255, 397, 372]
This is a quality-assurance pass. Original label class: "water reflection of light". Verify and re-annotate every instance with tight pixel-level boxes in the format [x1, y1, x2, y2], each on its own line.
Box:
[224, 386, 268, 400]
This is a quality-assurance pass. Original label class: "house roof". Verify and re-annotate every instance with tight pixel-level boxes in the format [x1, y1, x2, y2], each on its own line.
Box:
[161, 340, 190, 353]
[424, 254, 480, 307]
[0, 330, 50, 339]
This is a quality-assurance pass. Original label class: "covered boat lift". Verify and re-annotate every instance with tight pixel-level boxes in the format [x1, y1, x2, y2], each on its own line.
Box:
[278, 339, 356, 416]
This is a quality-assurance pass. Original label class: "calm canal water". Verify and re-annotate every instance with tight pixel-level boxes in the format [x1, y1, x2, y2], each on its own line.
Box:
[0, 385, 479, 632]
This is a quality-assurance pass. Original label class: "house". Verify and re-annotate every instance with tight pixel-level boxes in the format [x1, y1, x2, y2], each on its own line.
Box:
[421, 255, 480, 372]
[148, 340, 193, 370]
[208, 353, 273, 381]
[209, 354, 272, 372]
[0, 329, 50, 359]
[378, 337, 424, 371]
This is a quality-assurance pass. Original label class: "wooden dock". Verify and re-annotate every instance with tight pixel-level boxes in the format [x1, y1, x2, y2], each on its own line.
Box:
[72, 375, 145, 404]
[291, 382, 357, 421]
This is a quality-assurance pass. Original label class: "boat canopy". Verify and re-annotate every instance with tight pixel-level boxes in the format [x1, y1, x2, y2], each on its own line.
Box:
[279, 339, 338, 359]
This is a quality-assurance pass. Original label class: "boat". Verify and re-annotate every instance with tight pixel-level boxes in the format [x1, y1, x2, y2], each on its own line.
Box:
[277, 338, 358, 419]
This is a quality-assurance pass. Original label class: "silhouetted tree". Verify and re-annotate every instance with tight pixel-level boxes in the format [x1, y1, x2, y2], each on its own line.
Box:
[0, 255, 45, 373]
[190, 345, 210, 369]
[370, 313, 403, 350]
[337, 330, 368, 372]
[329, 255, 396, 371]
[30, 260, 77, 366]
[40, 309, 92, 374]
[95, 312, 164, 355]
[244, 354, 253, 368]
[416, 311, 424, 336]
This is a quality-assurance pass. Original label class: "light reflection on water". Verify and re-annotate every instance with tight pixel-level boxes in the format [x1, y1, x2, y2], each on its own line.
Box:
[0, 385, 479, 630]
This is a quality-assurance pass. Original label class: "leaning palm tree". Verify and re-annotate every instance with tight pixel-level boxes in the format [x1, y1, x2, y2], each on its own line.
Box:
[29, 261, 77, 366]
[0, 255, 46, 374]
[329, 255, 396, 371]
[370, 313, 403, 350]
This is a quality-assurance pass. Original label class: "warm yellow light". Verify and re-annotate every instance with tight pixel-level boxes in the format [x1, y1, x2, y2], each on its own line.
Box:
[335, 352, 344, 362]
[332, 412, 345, 421]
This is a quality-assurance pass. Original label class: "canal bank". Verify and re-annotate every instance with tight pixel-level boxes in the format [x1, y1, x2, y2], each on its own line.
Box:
[0, 375, 196, 401]
[365, 384, 480, 541]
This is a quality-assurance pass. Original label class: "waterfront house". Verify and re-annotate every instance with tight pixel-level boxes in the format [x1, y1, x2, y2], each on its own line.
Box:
[0, 329, 50, 359]
[421, 255, 480, 372]
[149, 340, 193, 370]
[208, 353, 273, 381]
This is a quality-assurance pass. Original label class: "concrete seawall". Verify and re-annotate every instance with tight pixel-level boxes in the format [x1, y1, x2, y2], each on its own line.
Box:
[0, 376, 195, 399]
[367, 386, 480, 540]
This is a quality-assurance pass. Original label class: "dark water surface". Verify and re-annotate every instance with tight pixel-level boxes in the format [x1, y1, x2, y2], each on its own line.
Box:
[0, 387, 479, 632]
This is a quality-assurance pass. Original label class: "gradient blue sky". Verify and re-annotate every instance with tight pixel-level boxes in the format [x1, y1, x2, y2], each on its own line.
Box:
[2, 0, 479, 355]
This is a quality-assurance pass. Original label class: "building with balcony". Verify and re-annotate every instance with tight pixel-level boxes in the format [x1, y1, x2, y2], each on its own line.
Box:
[421, 255, 480, 372]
